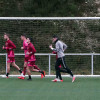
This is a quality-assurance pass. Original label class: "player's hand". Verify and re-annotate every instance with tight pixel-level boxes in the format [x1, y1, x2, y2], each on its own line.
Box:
[2, 46, 5, 49]
[52, 51, 57, 54]
[49, 44, 53, 49]
[9, 48, 12, 50]
[26, 52, 29, 55]
[21, 47, 24, 50]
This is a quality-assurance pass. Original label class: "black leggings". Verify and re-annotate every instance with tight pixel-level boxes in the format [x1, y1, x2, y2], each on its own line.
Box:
[55, 56, 73, 80]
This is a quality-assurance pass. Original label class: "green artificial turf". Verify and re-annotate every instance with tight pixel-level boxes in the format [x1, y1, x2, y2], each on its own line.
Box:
[0, 77, 100, 100]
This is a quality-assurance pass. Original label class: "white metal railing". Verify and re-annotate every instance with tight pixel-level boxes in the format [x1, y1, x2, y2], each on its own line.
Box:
[0, 17, 100, 20]
[0, 53, 100, 76]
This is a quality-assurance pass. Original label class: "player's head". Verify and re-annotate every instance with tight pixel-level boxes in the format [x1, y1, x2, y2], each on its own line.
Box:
[21, 34, 27, 40]
[26, 37, 33, 44]
[52, 35, 59, 43]
[4, 33, 10, 40]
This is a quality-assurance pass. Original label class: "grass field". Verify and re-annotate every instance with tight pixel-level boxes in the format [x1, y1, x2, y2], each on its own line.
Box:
[0, 77, 100, 100]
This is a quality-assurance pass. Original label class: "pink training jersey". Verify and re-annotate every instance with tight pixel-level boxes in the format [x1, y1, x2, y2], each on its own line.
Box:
[23, 40, 28, 57]
[27, 42, 36, 62]
[3, 40, 16, 57]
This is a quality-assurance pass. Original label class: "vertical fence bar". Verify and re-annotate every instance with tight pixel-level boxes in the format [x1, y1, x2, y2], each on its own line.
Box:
[49, 54, 51, 75]
[6, 53, 7, 74]
[91, 53, 94, 75]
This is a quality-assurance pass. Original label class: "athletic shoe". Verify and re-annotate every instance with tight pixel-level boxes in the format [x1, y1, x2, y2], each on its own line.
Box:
[60, 80, 63, 82]
[41, 71, 45, 78]
[52, 78, 63, 82]
[18, 76, 25, 80]
[18, 76, 22, 79]
[2, 75, 9, 78]
[20, 76, 25, 80]
[27, 78, 32, 81]
[72, 76, 76, 82]
[43, 71, 45, 77]
[21, 72, 24, 76]
[18, 72, 25, 79]
[52, 79, 57, 82]
[41, 74, 44, 79]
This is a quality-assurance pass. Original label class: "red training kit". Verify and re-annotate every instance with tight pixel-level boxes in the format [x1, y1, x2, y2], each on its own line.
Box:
[4, 40, 16, 57]
[27, 42, 36, 62]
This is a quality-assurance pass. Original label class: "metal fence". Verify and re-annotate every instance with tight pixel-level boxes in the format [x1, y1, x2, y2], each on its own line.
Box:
[0, 53, 100, 76]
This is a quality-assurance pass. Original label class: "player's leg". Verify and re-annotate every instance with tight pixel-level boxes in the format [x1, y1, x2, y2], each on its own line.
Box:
[5, 57, 12, 78]
[30, 67, 39, 72]
[33, 65, 40, 70]
[61, 57, 75, 82]
[52, 58, 63, 82]
[18, 57, 28, 79]
[23, 62, 27, 75]
[55, 58, 62, 80]
[6, 62, 11, 78]
[26, 66, 32, 80]
[33, 63, 45, 78]
[60, 57, 73, 76]
[23, 57, 29, 76]
[31, 62, 45, 78]
[31, 67, 45, 75]
[11, 62, 22, 74]
[18, 62, 27, 79]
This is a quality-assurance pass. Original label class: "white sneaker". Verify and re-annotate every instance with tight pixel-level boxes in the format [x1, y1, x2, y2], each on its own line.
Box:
[52, 78, 61, 82]
[20, 72, 25, 77]
[2, 75, 8, 78]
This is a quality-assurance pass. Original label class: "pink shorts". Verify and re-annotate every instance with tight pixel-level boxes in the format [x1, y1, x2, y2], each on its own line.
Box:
[7, 57, 15, 63]
[27, 61, 35, 67]
[24, 57, 29, 62]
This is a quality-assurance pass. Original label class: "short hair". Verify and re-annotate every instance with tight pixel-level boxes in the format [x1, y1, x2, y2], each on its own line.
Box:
[53, 35, 59, 39]
[28, 37, 33, 42]
[21, 33, 27, 38]
[4, 33, 10, 37]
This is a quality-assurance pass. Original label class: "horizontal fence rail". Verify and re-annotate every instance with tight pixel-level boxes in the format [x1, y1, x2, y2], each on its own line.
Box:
[0, 53, 100, 55]
[0, 53, 100, 77]
[0, 17, 100, 20]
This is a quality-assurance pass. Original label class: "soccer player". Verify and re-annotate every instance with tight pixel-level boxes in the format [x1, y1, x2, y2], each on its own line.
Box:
[18, 34, 41, 79]
[2, 33, 22, 78]
[18, 34, 28, 79]
[49, 35, 75, 82]
[26, 38, 45, 80]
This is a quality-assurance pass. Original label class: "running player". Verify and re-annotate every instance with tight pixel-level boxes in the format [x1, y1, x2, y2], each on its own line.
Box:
[18, 34, 41, 80]
[26, 38, 45, 80]
[2, 33, 22, 78]
[18, 34, 28, 79]
[49, 35, 75, 82]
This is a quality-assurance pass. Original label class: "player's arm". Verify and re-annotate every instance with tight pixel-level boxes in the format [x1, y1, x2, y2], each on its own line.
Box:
[52, 51, 57, 54]
[49, 43, 60, 52]
[31, 45, 36, 54]
[21, 42, 28, 50]
[2, 44, 10, 50]
[63, 43, 67, 51]
[2, 46, 7, 50]
[21, 47, 24, 50]
[49, 44, 55, 51]
[27, 45, 36, 55]
[9, 41, 16, 49]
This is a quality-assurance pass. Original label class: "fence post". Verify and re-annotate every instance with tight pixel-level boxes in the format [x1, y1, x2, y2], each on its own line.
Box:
[91, 53, 94, 75]
[49, 54, 51, 75]
[6, 53, 7, 74]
